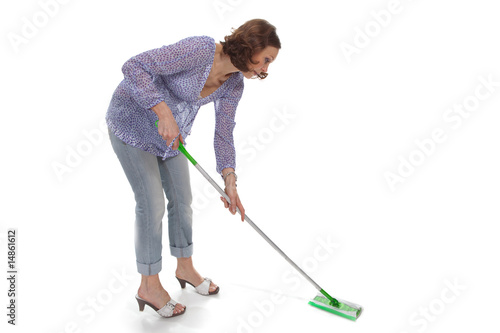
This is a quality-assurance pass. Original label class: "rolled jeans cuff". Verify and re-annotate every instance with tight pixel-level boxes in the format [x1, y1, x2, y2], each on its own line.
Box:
[137, 257, 162, 276]
[170, 243, 193, 258]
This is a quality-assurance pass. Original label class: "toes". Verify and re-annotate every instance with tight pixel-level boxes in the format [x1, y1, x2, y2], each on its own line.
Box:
[174, 304, 186, 314]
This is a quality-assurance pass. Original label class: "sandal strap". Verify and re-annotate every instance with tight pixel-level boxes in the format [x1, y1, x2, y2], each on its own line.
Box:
[157, 300, 178, 317]
[195, 277, 212, 295]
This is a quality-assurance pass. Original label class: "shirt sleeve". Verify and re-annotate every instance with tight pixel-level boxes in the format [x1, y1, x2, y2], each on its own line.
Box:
[214, 76, 244, 174]
[121, 36, 213, 110]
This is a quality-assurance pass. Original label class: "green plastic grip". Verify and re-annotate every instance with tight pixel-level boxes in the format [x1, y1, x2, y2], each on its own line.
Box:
[155, 120, 197, 166]
[178, 143, 197, 166]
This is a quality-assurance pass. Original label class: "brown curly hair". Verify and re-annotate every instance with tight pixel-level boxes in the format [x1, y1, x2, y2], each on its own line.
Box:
[221, 19, 281, 79]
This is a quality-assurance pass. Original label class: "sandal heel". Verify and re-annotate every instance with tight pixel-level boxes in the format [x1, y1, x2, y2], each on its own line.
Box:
[136, 297, 146, 312]
[175, 276, 219, 296]
[176, 277, 187, 288]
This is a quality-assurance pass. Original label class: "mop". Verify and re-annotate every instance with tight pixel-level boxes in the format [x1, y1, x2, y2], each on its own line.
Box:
[159, 130, 363, 320]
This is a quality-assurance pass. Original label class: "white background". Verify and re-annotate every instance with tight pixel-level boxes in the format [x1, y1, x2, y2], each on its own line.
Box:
[1, 0, 499, 332]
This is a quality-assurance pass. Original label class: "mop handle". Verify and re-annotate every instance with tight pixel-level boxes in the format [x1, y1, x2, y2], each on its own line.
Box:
[171, 138, 339, 307]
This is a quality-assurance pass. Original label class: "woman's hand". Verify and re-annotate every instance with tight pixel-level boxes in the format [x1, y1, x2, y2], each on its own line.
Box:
[220, 170, 245, 222]
[152, 101, 184, 149]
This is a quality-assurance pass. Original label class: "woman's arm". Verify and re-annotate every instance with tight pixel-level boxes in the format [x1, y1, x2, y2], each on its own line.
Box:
[213, 77, 244, 173]
[214, 77, 245, 221]
[122, 36, 213, 148]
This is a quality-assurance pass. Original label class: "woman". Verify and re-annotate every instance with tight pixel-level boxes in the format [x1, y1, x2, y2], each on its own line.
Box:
[106, 19, 280, 318]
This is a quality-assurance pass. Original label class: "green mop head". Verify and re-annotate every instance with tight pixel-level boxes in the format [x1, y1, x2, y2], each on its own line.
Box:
[308, 292, 363, 321]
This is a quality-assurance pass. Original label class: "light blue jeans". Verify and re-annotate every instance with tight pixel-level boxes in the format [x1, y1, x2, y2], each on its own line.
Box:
[109, 129, 193, 275]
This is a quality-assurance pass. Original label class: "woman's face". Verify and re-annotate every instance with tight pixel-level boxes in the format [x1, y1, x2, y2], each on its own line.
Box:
[243, 46, 279, 79]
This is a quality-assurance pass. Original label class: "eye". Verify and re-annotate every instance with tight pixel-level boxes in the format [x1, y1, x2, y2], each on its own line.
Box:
[264, 58, 270, 64]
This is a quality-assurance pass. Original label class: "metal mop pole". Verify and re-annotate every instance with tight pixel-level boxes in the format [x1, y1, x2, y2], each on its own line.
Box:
[177, 142, 340, 307]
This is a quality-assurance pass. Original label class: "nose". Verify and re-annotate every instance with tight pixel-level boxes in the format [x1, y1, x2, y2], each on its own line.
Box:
[261, 64, 269, 72]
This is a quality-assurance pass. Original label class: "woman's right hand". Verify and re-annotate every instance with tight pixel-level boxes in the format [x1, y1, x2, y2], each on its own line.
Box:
[152, 101, 184, 150]
[156, 117, 184, 150]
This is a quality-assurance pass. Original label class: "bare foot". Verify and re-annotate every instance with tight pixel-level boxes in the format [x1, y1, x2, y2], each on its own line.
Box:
[137, 274, 185, 315]
[176, 257, 218, 293]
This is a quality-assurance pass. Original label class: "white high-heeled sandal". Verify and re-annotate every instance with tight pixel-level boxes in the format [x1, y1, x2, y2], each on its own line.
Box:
[176, 277, 220, 295]
[135, 294, 186, 318]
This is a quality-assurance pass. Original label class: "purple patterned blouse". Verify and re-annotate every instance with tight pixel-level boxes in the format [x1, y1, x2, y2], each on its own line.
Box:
[106, 35, 244, 173]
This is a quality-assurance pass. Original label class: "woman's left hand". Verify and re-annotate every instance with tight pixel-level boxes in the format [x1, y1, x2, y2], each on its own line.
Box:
[220, 171, 245, 222]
